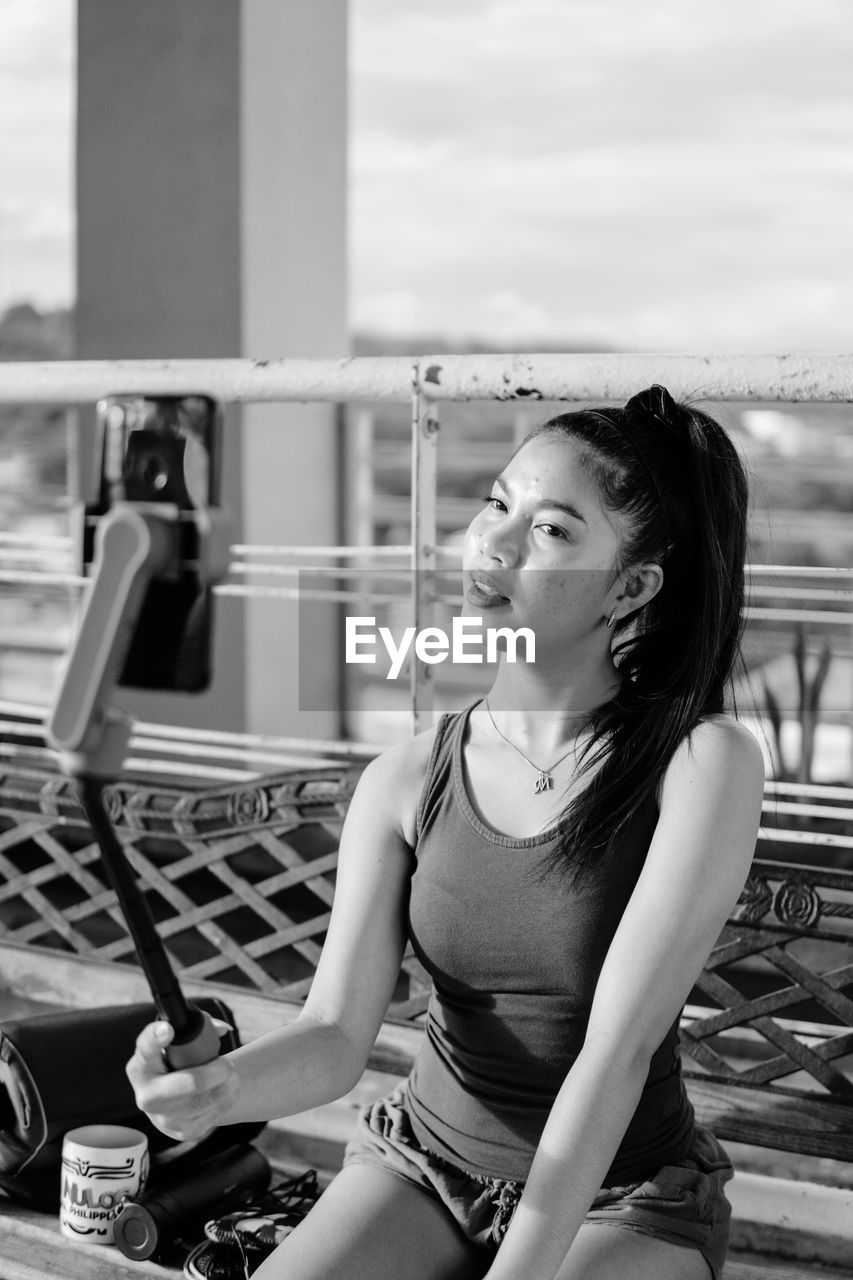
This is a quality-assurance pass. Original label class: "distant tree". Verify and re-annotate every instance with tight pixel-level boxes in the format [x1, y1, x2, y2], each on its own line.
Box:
[0, 303, 73, 503]
[763, 623, 832, 785]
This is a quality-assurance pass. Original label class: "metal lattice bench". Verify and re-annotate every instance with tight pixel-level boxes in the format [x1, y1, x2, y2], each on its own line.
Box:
[1, 747, 852, 1278]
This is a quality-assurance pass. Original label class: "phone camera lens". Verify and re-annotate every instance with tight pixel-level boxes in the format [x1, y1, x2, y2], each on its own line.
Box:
[142, 457, 169, 492]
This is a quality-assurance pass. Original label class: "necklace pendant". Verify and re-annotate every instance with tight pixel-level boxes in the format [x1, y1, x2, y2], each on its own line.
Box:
[534, 770, 553, 794]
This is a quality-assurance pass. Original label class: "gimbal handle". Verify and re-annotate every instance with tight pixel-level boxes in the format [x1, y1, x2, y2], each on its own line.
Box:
[47, 501, 224, 1067]
[48, 503, 176, 778]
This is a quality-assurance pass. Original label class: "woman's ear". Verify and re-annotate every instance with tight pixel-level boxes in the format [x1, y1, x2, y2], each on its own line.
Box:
[622, 563, 664, 611]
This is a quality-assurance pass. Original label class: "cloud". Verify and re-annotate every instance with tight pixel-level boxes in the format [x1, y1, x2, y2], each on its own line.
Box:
[0, 0, 74, 309]
[351, 0, 853, 348]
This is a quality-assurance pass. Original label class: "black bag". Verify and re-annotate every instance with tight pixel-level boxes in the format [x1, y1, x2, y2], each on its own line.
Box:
[0, 998, 264, 1209]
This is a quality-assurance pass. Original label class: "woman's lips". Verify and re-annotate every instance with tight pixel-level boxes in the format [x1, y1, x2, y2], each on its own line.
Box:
[466, 574, 510, 608]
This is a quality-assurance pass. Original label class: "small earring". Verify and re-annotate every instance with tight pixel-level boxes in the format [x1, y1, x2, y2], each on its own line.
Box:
[606, 609, 617, 630]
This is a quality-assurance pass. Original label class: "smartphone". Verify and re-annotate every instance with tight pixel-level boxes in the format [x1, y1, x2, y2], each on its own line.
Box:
[83, 394, 223, 693]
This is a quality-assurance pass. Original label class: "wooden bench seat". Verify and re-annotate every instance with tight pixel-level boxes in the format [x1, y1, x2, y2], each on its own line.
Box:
[3, 1200, 850, 1280]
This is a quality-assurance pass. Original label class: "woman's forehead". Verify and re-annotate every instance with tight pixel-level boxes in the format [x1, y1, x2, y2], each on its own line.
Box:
[503, 434, 597, 499]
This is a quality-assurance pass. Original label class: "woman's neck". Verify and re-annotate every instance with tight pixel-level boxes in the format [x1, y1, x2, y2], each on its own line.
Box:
[483, 655, 622, 752]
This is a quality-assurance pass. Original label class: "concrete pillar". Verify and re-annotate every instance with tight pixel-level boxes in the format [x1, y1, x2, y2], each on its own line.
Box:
[75, 0, 346, 741]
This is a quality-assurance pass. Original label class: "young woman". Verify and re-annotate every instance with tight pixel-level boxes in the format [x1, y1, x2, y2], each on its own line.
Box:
[128, 385, 766, 1280]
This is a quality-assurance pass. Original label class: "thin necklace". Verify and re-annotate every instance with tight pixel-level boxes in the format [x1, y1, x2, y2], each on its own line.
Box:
[484, 698, 588, 795]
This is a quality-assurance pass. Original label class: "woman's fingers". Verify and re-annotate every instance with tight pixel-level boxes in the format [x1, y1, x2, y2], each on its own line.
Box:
[128, 1020, 173, 1075]
[126, 1019, 238, 1141]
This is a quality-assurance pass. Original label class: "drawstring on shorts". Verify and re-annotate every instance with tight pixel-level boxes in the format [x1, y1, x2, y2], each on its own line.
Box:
[488, 1177, 522, 1245]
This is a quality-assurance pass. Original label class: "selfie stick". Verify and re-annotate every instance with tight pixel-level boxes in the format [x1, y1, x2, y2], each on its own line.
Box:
[48, 501, 228, 1069]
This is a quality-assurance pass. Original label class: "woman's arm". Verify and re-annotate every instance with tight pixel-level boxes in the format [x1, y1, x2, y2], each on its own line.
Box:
[127, 732, 431, 1140]
[484, 717, 766, 1280]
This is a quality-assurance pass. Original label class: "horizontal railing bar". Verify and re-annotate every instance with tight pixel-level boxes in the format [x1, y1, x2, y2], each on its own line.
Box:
[130, 733, 374, 762]
[746, 566, 853, 578]
[215, 584, 412, 603]
[766, 780, 853, 800]
[749, 586, 853, 602]
[0, 536, 454, 561]
[2, 352, 853, 404]
[0, 739, 349, 779]
[743, 608, 853, 625]
[0, 533, 70, 548]
[0, 699, 62, 720]
[226, 563, 415, 580]
[0, 630, 69, 651]
[120, 736, 357, 770]
[116, 756, 258, 783]
[758, 825, 853, 849]
[0, 548, 75, 565]
[0, 357, 417, 403]
[415, 354, 853, 403]
[0, 573, 412, 605]
[230, 544, 448, 558]
[762, 800, 853, 822]
[0, 729, 364, 773]
[0, 710, 377, 761]
[0, 571, 86, 587]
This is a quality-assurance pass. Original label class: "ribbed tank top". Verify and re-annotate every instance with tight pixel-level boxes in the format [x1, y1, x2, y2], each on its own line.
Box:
[403, 701, 696, 1184]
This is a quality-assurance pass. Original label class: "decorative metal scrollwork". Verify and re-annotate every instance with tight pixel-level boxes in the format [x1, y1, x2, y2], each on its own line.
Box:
[101, 785, 125, 824]
[774, 879, 822, 929]
[735, 875, 773, 923]
[227, 786, 270, 827]
[38, 776, 69, 818]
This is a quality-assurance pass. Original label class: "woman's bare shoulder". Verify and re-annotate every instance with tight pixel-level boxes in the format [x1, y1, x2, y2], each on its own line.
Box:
[694, 712, 764, 755]
[353, 719, 444, 847]
[658, 713, 765, 810]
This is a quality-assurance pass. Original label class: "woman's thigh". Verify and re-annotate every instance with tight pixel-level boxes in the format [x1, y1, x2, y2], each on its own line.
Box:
[554, 1222, 713, 1280]
[250, 1162, 490, 1280]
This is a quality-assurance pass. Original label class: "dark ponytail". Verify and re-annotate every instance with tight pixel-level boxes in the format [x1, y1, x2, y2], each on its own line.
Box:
[530, 385, 755, 883]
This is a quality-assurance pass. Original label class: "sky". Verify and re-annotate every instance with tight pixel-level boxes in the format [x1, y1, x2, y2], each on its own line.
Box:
[0, 0, 73, 314]
[1, 0, 852, 352]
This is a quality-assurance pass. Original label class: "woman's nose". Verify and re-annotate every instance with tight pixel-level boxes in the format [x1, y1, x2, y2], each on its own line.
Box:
[476, 521, 520, 566]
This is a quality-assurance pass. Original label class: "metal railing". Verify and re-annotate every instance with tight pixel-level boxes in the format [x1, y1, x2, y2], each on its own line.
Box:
[1, 352, 852, 745]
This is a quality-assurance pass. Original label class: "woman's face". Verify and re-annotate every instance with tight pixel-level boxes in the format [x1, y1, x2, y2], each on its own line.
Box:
[462, 433, 625, 657]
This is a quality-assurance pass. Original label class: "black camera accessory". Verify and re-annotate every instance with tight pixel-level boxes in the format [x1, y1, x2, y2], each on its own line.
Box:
[0, 1000, 261, 1210]
[46, 394, 233, 1068]
[113, 1144, 271, 1261]
[77, 393, 229, 694]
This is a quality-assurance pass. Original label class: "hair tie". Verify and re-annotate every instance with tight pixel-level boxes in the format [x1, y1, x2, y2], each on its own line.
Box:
[625, 384, 683, 434]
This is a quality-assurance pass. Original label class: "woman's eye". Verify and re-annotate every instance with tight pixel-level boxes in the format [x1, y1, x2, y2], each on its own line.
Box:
[480, 494, 506, 511]
[538, 522, 569, 540]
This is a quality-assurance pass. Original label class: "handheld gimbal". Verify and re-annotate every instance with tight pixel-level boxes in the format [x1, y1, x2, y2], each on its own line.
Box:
[48, 395, 232, 1068]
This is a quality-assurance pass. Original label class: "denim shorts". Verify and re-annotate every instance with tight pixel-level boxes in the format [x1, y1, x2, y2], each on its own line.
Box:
[342, 1083, 734, 1280]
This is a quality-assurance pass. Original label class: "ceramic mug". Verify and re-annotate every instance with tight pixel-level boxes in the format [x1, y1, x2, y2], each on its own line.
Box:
[60, 1124, 149, 1245]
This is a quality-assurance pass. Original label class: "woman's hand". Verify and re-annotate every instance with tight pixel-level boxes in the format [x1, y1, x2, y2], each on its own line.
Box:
[125, 1019, 238, 1142]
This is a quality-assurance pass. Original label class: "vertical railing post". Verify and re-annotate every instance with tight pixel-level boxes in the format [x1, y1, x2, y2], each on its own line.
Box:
[349, 408, 376, 550]
[410, 363, 439, 734]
